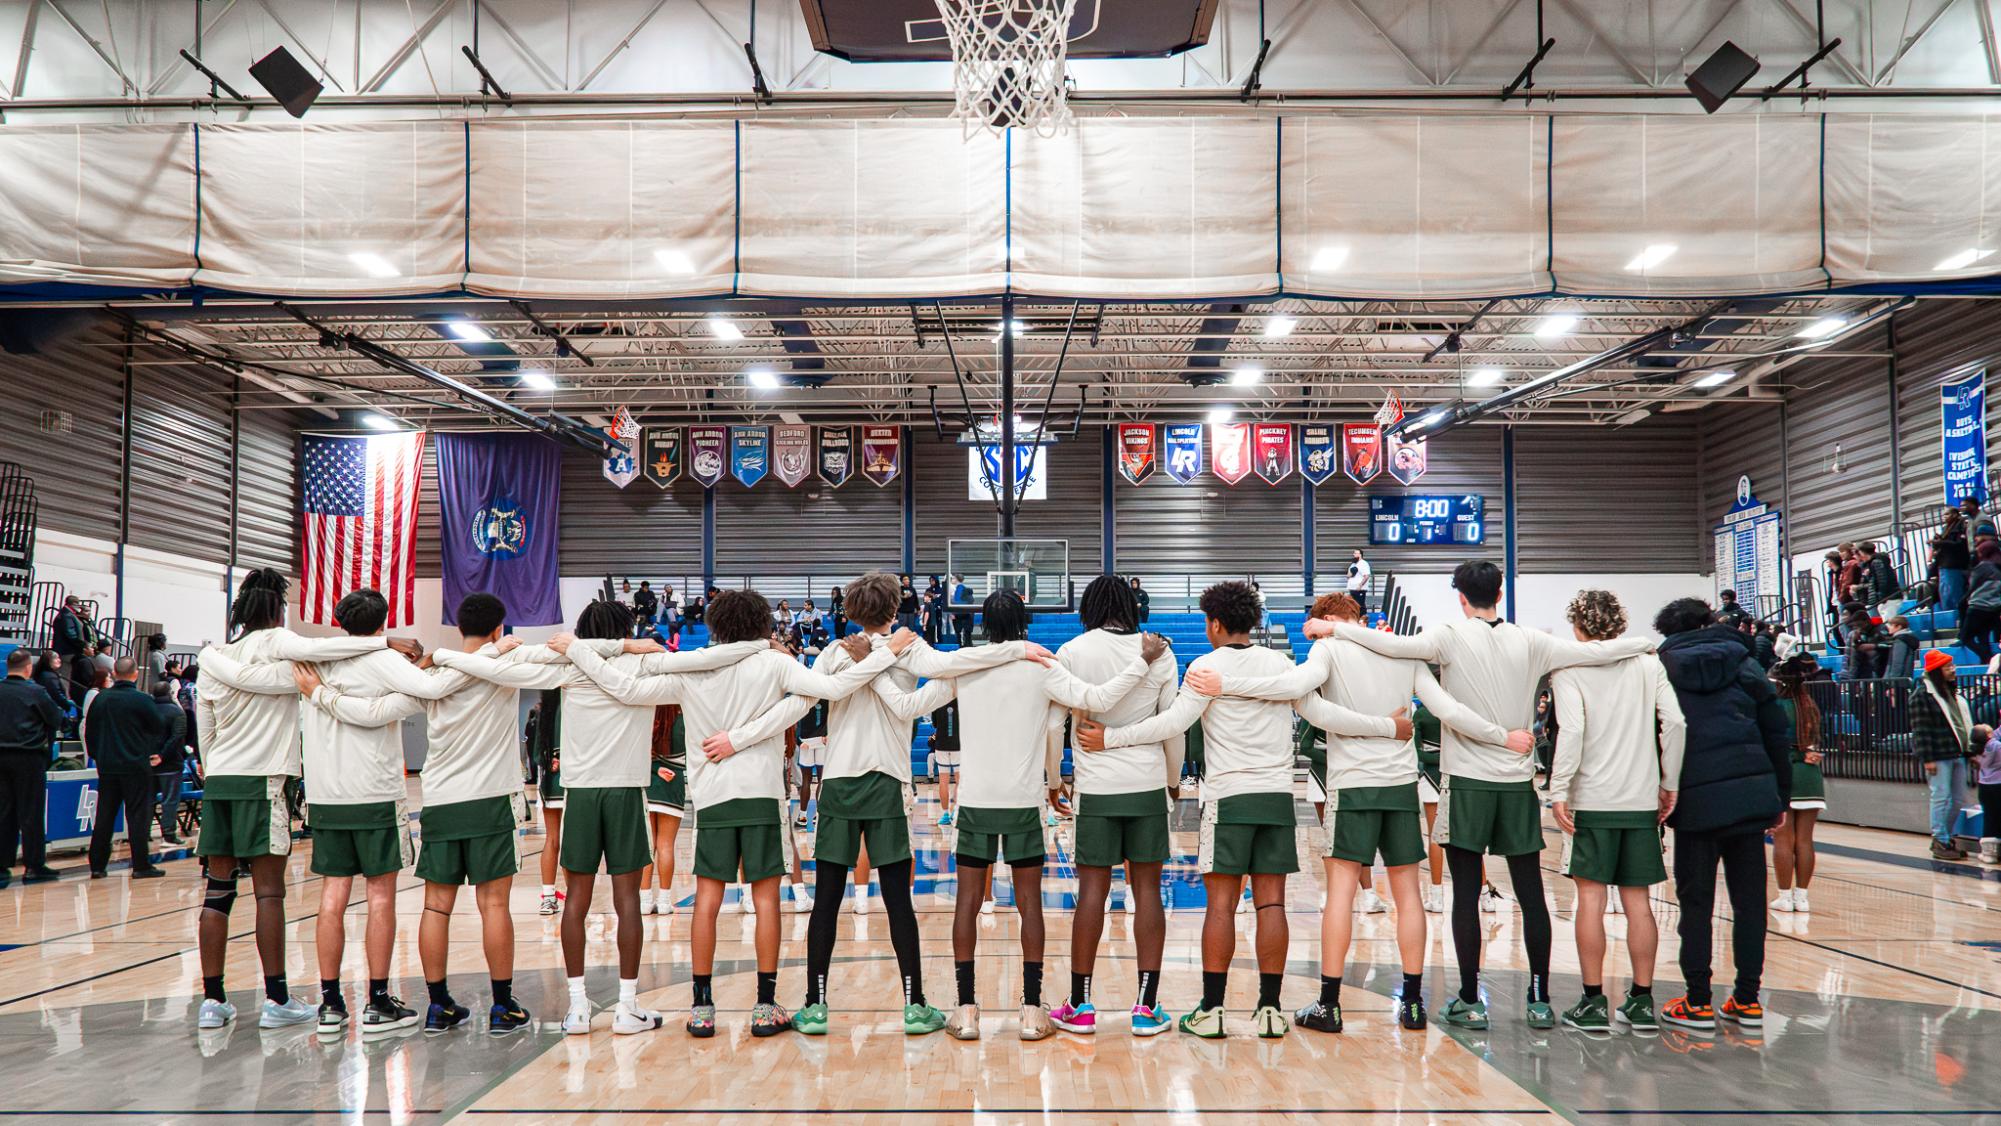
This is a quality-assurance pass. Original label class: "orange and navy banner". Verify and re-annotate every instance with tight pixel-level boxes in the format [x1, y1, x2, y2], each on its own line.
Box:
[1117, 423, 1156, 484]
[1341, 423, 1383, 485]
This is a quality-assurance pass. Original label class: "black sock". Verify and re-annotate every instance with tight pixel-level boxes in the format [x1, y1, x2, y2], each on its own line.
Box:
[368, 979, 390, 1006]
[1446, 846, 1485, 1005]
[1583, 983, 1603, 999]
[880, 860, 925, 1006]
[321, 979, 345, 1011]
[756, 971, 777, 1006]
[956, 961, 976, 1007]
[1629, 984, 1652, 998]
[1320, 976, 1341, 1007]
[692, 975, 713, 1007]
[1138, 969, 1159, 1009]
[1200, 971, 1227, 1012]
[1070, 972, 1091, 1008]
[491, 978, 514, 1007]
[1257, 973, 1282, 1010]
[427, 980, 452, 1007]
[203, 975, 227, 1004]
[263, 974, 288, 1005]
[1022, 961, 1043, 1007]
[1402, 973, 1423, 1002]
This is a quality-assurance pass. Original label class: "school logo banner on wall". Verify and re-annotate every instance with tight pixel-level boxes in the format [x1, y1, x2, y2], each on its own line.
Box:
[688, 425, 727, 488]
[1117, 423, 1156, 484]
[1164, 423, 1203, 483]
[817, 426, 854, 487]
[861, 425, 902, 487]
[1210, 422, 1252, 485]
[602, 406, 639, 488]
[437, 433, 562, 627]
[1253, 424, 1293, 485]
[730, 426, 770, 488]
[1299, 424, 1337, 485]
[1341, 423, 1384, 485]
[773, 425, 811, 487]
[1943, 371, 1988, 506]
[969, 444, 1048, 501]
[1388, 433, 1429, 486]
[641, 427, 682, 488]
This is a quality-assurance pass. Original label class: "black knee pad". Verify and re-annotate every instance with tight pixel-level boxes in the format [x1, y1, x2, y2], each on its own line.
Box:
[203, 875, 239, 916]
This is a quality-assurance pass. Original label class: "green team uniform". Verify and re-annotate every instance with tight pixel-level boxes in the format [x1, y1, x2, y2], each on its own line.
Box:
[1198, 791, 1299, 876]
[1434, 775, 1544, 856]
[417, 794, 523, 885]
[1184, 717, 1206, 782]
[309, 799, 413, 878]
[646, 714, 689, 816]
[693, 797, 789, 882]
[816, 771, 911, 867]
[1075, 788, 1172, 867]
[198, 774, 294, 859]
[1324, 782, 1426, 867]
[1559, 809, 1665, 887]
[1299, 723, 1327, 795]
[1781, 698, 1827, 808]
[955, 805, 1044, 867]
[559, 786, 652, 876]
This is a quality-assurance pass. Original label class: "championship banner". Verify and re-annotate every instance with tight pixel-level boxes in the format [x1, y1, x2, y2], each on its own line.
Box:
[436, 433, 563, 627]
[1388, 433, 1429, 485]
[1253, 424, 1293, 485]
[641, 427, 682, 488]
[1299, 424, 1337, 485]
[688, 425, 728, 488]
[861, 425, 902, 487]
[1210, 422, 1253, 485]
[602, 406, 639, 489]
[1164, 423, 1203, 484]
[816, 426, 854, 487]
[1943, 371, 1988, 506]
[1341, 423, 1384, 485]
[773, 424, 811, 487]
[1117, 423, 1156, 484]
[730, 426, 770, 488]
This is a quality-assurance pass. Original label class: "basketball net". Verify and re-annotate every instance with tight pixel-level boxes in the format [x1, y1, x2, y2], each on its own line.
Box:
[1375, 392, 1404, 428]
[934, 0, 1078, 139]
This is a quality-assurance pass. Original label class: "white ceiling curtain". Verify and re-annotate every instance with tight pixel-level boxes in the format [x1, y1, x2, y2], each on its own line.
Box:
[0, 123, 195, 289]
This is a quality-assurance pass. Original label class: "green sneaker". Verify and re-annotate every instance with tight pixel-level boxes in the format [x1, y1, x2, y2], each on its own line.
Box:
[903, 1003, 946, 1035]
[1178, 1005, 1226, 1039]
[1525, 1000, 1556, 1029]
[793, 1003, 829, 1036]
[1561, 995, 1610, 1033]
[1615, 992, 1659, 1031]
[1440, 998, 1489, 1030]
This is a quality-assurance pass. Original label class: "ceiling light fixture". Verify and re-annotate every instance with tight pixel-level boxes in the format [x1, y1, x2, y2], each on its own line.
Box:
[1796, 316, 1848, 339]
[706, 316, 744, 342]
[1467, 366, 1505, 388]
[654, 248, 697, 275]
[446, 320, 492, 344]
[1695, 369, 1739, 389]
[518, 370, 557, 391]
[746, 365, 781, 390]
[1205, 406, 1235, 424]
[1263, 315, 1297, 338]
[1310, 246, 1349, 273]
[1230, 364, 1263, 387]
[1535, 314, 1579, 339]
[361, 412, 399, 431]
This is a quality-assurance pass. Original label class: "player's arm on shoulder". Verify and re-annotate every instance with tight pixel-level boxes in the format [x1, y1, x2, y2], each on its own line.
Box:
[1334, 621, 1440, 661]
[871, 675, 955, 721]
[197, 647, 299, 695]
[313, 686, 424, 728]
[1104, 687, 1208, 749]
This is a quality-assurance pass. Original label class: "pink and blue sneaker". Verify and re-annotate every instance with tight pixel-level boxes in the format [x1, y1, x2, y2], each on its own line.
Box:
[1130, 1003, 1174, 1036]
[1049, 1001, 1097, 1034]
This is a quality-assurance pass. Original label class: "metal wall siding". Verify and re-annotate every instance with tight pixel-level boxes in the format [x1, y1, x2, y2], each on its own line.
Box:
[1513, 419, 1702, 572]
[126, 358, 234, 560]
[234, 406, 297, 572]
[558, 447, 705, 576]
[0, 322, 127, 543]
[413, 438, 441, 578]
[911, 430, 1103, 578]
[1891, 300, 2001, 519]
[1115, 463, 1302, 577]
[713, 471, 903, 577]
[1777, 328, 1895, 551]
[1312, 424, 1506, 575]
[1694, 403, 1786, 571]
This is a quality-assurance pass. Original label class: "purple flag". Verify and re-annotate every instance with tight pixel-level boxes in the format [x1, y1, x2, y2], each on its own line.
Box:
[436, 432, 563, 627]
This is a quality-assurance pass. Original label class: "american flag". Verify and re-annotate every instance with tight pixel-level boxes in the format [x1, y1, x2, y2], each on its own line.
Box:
[300, 432, 426, 629]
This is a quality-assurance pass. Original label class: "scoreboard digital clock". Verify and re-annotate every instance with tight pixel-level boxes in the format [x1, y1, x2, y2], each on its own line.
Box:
[1368, 494, 1485, 545]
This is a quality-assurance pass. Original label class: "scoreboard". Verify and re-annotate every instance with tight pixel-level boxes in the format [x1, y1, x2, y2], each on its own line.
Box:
[1368, 494, 1485, 545]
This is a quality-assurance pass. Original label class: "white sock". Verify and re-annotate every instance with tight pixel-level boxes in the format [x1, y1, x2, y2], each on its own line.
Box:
[619, 978, 639, 1008]
[567, 976, 588, 1011]
[543, 884, 557, 898]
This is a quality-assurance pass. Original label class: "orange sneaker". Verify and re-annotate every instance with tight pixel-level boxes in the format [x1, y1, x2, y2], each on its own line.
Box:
[1659, 996, 1715, 1030]
[1719, 996, 1763, 1027]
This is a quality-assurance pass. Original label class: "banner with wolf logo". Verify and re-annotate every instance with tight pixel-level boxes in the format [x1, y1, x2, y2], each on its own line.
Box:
[772, 425, 811, 487]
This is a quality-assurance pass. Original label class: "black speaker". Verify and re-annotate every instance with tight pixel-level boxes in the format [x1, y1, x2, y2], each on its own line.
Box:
[1686, 41, 1760, 113]
[249, 46, 322, 118]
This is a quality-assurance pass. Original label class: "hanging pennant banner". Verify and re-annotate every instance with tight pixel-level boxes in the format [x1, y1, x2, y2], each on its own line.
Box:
[641, 427, 682, 488]
[1342, 423, 1384, 485]
[772, 424, 812, 487]
[1253, 424, 1294, 485]
[602, 406, 639, 489]
[861, 425, 902, 487]
[816, 426, 854, 487]
[1117, 423, 1156, 485]
[1298, 424, 1337, 485]
[1163, 423, 1204, 484]
[730, 426, 770, 488]
[1943, 371, 1988, 506]
[688, 425, 728, 488]
[1210, 422, 1253, 485]
[1388, 433, 1429, 486]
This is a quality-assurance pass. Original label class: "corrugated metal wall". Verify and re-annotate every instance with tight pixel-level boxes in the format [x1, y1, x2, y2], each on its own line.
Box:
[0, 319, 127, 543]
[557, 447, 706, 577]
[126, 356, 234, 560]
[1314, 424, 1508, 575]
[1779, 326, 1895, 550]
[1115, 463, 1302, 579]
[1892, 300, 2001, 520]
[911, 429, 1104, 578]
[713, 470, 903, 578]
[1694, 403, 1786, 571]
[1514, 419, 1702, 572]
[235, 404, 297, 573]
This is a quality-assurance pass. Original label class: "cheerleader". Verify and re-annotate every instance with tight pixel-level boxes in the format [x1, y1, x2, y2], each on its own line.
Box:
[1769, 656, 1826, 913]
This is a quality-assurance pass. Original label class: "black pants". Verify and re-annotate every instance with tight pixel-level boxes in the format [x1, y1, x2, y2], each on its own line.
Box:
[1980, 782, 2001, 842]
[1350, 589, 1368, 614]
[89, 771, 155, 874]
[1672, 827, 1767, 1007]
[954, 618, 973, 647]
[0, 751, 49, 871]
[1963, 607, 2001, 664]
[155, 769, 184, 840]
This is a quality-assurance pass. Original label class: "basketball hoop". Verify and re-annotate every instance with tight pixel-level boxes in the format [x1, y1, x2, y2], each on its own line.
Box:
[934, 0, 1079, 138]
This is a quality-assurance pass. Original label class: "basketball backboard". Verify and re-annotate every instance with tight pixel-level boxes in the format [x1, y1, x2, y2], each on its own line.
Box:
[946, 538, 1072, 611]
[798, 0, 1219, 63]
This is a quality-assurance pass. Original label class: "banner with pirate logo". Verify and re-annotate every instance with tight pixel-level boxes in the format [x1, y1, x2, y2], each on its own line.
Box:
[641, 427, 682, 488]
[861, 425, 902, 487]
[1341, 423, 1384, 485]
[1253, 424, 1294, 485]
[772, 425, 811, 487]
[1116, 423, 1156, 485]
[729, 426, 770, 488]
[1210, 422, 1253, 486]
[602, 406, 639, 489]
[688, 425, 728, 488]
[1298, 423, 1337, 485]
[1163, 423, 1203, 484]
[1388, 433, 1429, 485]
[816, 426, 854, 487]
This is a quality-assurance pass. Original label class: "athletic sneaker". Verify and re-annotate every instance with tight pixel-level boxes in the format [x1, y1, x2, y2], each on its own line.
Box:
[903, 1003, 946, 1035]
[1615, 993, 1658, 1031]
[789, 889, 813, 914]
[639, 890, 656, 915]
[1254, 1005, 1289, 1038]
[614, 1002, 665, 1035]
[538, 893, 561, 916]
[1606, 895, 1624, 915]
[1440, 998, 1489, 1030]
[259, 997, 314, 1029]
[1659, 996, 1716, 1031]
[424, 1001, 471, 1035]
[1044, 812, 1060, 827]
[317, 1002, 349, 1034]
[980, 898, 995, 916]
[362, 995, 418, 1036]
[1719, 996, 1764, 1028]
[793, 1003, 830, 1035]
[1479, 886, 1507, 914]
[1019, 1004, 1054, 1041]
[197, 998, 237, 1030]
[1792, 889, 1811, 912]
[1294, 1000, 1343, 1034]
[946, 1004, 980, 1040]
[937, 810, 954, 827]
[738, 892, 755, 914]
[1561, 995, 1611, 1033]
[794, 812, 810, 830]
[1357, 888, 1389, 915]
[1178, 1005, 1226, 1039]
[1397, 993, 1427, 1030]
[1049, 1001, 1097, 1034]
[488, 1001, 532, 1034]
[1525, 1000, 1556, 1029]
[852, 886, 871, 915]
[687, 1003, 717, 1038]
[1122, 889, 1137, 914]
[1236, 893, 1251, 915]
[1770, 888, 1796, 913]
[751, 1002, 792, 1037]
[563, 1006, 592, 1035]
[1129, 1003, 1173, 1037]
[1422, 885, 1445, 914]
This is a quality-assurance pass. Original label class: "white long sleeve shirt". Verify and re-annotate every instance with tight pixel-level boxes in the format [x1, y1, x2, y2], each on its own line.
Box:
[1219, 636, 1512, 790]
[194, 628, 388, 778]
[1549, 654, 1687, 813]
[1333, 619, 1653, 784]
[1054, 629, 1185, 796]
[566, 642, 894, 811]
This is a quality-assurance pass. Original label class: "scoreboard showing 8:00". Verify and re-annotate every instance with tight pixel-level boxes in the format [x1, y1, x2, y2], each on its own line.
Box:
[1368, 494, 1485, 545]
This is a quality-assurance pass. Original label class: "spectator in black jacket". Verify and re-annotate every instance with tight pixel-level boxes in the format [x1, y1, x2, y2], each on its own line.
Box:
[50, 596, 96, 706]
[1911, 649, 1978, 860]
[1961, 540, 2001, 664]
[81, 656, 165, 879]
[1858, 542, 1904, 621]
[150, 681, 188, 845]
[1935, 509, 1971, 610]
[0, 649, 62, 883]
[1879, 616, 1921, 682]
[31, 650, 74, 737]
[632, 581, 658, 633]
[1839, 606, 1884, 680]
[1653, 598, 1792, 1032]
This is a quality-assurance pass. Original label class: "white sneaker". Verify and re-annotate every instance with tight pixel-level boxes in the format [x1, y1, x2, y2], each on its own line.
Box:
[980, 897, 995, 916]
[1770, 888, 1796, 913]
[1237, 893, 1252, 915]
[852, 886, 871, 915]
[740, 891, 756, 914]
[563, 1006, 592, 1035]
[639, 891, 655, 915]
[1479, 887, 1507, 914]
[1123, 889, 1137, 915]
[1792, 888, 1810, 913]
[1422, 885, 1445, 914]
[538, 893, 560, 916]
[259, 997, 314, 1028]
[662, 898, 676, 916]
[790, 889, 813, 914]
[197, 998, 237, 1030]
[1358, 889, 1389, 915]
[1607, 894, 1624, 915]
[612, 1002, 664, 1035]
